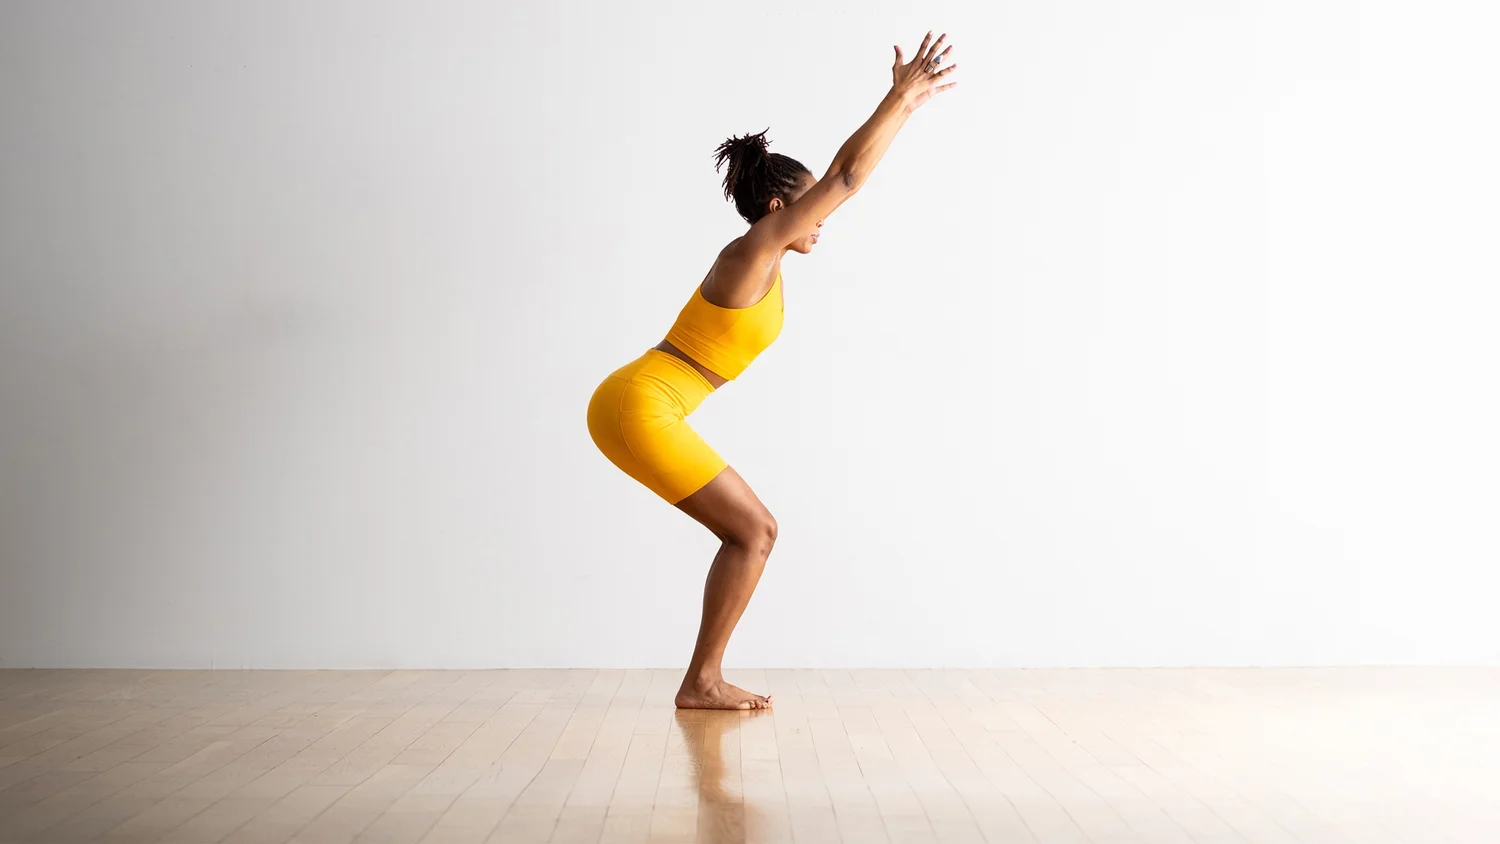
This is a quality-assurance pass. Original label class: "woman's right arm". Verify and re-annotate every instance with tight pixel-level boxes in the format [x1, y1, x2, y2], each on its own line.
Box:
[748, 31, 958, 249]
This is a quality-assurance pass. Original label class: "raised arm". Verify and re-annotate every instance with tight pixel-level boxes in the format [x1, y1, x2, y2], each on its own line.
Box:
[746, 31, 958, 252]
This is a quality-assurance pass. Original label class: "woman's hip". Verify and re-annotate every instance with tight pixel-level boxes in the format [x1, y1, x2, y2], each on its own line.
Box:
[585, 351, 726, 503]
[591, 348, 714, 418]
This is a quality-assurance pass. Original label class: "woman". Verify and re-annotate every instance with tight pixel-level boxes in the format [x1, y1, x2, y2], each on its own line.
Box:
[587, 32, 957, 710]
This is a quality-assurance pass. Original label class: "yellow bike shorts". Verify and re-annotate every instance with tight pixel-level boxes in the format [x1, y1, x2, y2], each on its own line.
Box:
[587, 349, 727, 504]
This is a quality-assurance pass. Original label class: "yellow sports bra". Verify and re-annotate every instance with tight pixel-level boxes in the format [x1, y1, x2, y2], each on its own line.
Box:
[665, 273, 784, 380]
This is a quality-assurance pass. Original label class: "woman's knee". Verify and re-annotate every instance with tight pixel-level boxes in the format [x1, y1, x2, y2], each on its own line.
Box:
[729, 511, 777, 557]
[763, 513, 779, 545]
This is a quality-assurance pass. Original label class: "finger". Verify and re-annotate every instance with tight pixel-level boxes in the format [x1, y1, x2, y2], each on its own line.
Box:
[932, 44, 954, 64]
[915, 30, 932, 62]
[935, 81, 958, 94]
[922, 32, 947, 63]
[893, 45, 903, 66]
[934, 63, 958, 78]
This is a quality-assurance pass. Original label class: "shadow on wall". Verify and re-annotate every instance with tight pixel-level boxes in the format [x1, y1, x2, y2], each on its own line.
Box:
[0, 288, 383, 665]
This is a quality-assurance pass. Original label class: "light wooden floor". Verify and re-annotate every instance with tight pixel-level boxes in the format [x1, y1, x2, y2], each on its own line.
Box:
[0, 669, 1496, 843]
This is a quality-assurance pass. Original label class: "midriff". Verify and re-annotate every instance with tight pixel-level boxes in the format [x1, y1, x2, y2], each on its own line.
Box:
[653, 340, 727, 389]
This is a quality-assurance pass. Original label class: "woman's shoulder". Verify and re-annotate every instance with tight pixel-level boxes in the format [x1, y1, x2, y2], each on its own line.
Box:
[700, 243, 779, 309]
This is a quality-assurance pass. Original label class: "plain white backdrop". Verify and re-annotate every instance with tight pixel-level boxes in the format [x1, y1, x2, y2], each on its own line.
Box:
[1, 1, 1496, 668]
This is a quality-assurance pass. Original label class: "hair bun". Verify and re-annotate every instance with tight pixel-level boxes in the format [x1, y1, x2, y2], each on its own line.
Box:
[714, 129, 773, 202]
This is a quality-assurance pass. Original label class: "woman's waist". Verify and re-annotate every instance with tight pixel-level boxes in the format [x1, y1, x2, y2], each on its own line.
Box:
[659, 331, 754, 383]
[652, 340, 729, 389]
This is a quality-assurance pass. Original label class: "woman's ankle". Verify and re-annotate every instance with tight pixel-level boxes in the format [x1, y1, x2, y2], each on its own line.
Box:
[681, 668, 723, 690]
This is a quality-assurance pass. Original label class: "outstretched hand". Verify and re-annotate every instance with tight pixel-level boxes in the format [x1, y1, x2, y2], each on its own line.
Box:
[892, 31, 958, 111]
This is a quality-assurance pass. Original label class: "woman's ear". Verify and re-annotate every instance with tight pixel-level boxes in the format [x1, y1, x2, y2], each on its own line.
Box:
[766, 196, 784, 214]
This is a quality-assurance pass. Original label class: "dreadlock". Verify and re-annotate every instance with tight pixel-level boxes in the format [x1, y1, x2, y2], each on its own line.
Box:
[713, 129, 812, 223]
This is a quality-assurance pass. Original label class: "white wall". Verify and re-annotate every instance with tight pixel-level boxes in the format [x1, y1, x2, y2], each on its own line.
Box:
[2, 1, 1496, 669]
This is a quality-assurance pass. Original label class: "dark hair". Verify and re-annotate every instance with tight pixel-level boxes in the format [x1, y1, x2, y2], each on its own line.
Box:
[713, 129, 811, 223]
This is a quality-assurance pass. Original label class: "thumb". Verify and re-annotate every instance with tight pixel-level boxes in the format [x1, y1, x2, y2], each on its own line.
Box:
[893, 45, 903, 66]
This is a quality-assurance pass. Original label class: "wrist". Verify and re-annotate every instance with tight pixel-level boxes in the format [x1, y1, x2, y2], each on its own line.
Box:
[886, 86, 918, 115]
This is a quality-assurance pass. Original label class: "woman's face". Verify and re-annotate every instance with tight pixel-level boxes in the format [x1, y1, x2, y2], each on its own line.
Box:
[782, 171, 822, 255]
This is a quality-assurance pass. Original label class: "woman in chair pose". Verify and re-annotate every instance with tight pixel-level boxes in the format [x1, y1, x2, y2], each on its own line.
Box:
[587, 32, 957, 709]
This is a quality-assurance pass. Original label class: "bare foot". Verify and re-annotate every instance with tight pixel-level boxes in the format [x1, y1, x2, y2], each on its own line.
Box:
[675, 679, 774, 710]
